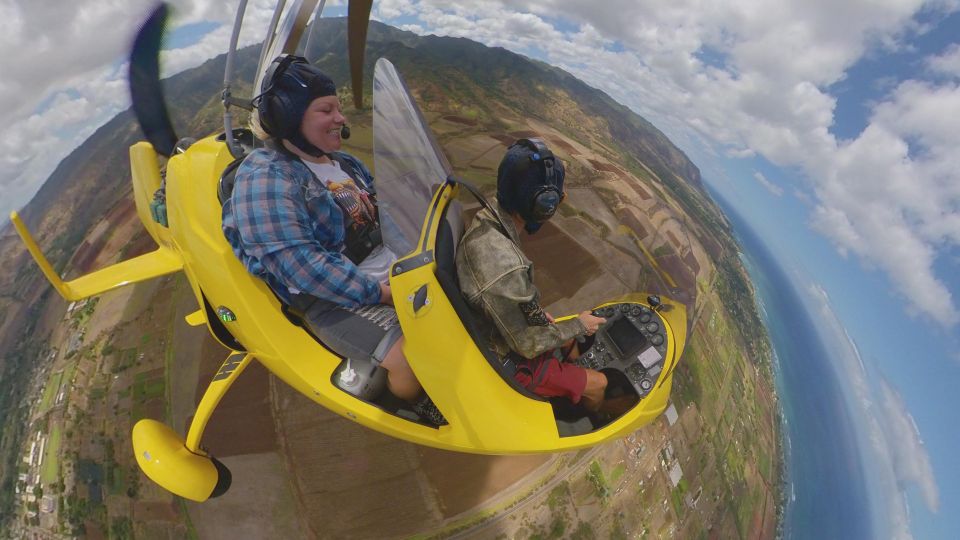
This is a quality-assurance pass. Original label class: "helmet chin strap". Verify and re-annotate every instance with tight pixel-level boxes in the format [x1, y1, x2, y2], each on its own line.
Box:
[286, 125, 350, 159]
[523, 219, 544, 234]
[287, 131, 328, 159]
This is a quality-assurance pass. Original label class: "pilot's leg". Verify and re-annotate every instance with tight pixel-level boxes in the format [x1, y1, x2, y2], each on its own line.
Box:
[580, 369, 608, 411]
[379, 336, 421, 402]
[599, 395, 638, 415]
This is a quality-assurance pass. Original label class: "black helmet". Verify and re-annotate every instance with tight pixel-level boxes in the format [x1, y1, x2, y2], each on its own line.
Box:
[496, 138, 565, 234]
[255, 55, 337, 157]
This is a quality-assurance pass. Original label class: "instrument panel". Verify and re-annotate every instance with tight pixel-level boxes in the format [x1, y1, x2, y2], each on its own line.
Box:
[576, 302, 669, 397]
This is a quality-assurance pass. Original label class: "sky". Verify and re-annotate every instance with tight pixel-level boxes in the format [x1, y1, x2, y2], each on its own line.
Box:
[1, 0, 958, 537]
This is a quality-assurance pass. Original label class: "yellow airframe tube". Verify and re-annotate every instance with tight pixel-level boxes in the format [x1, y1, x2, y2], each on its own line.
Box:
[184, 352, 255, 452]
[9, 211, 183, 301]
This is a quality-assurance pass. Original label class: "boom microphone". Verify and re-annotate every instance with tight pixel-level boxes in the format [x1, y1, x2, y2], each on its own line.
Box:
[340, 125, 351, 139]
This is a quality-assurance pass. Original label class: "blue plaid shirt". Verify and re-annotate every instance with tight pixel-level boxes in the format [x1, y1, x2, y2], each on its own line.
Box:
[222, 148, 381, 307]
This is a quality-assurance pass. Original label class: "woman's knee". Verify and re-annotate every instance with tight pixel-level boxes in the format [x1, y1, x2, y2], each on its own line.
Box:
[380, 338, 422, 401]
[379, 336, 406, 371]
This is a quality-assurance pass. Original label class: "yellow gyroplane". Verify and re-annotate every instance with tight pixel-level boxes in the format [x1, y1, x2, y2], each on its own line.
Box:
[10, 0, 687, 502]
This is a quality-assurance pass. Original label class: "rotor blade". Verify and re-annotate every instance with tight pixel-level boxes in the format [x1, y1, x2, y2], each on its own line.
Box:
[348, 0, 373, 109]
[129, 3, 178, 157]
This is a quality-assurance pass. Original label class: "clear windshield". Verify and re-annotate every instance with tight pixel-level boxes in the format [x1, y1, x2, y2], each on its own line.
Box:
[372, 58, 457, 257]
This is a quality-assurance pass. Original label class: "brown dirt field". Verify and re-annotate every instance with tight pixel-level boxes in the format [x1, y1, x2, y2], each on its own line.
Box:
[684, 250, 702, 276]
[71, 239, 101, 273]
[488, 133, 515, 145]
[565, 187, 625, 235]
[760, 491, 776, 540]
[103, 197, 137, 225]
[84, 520, 107, 540]
[85, 286, 139, 344]
[273, 384, 440, 538]
[187, 452, 306, 540]
[516, 220, 601, 307]
[545, 136, 577, 154]
[140, 367, 164, 380]
[123, 228, 161, 259]
[442, 115, 478, 126]
[628, 181, 653, 201]
[658, 253, 696, 294]
[134, 501, 179, 521]
[271, 380, 555, 538]
[416, 447, 549, 517]
[193, 359, 277, 458]
[587, 158, 622, 174]
[667, 230, 682, 249]
[144, 398, 165, 420]
[617, 209, 649, 240]
[702, 233, 725, 261]
[509, 130, 539, 138]
[65, 198, 140, 276]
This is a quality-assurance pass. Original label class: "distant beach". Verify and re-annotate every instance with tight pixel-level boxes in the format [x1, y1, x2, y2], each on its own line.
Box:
[711, 190, 874, 539]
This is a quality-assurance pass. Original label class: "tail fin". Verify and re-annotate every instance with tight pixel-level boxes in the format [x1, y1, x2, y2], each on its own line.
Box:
[10, 211, 182, 301]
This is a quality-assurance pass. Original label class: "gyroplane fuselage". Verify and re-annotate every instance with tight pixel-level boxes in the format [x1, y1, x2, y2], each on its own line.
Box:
[11, 0, 686, 502]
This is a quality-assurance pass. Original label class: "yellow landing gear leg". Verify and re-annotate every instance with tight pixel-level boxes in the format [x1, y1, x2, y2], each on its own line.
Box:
[132, 352, 254, 501]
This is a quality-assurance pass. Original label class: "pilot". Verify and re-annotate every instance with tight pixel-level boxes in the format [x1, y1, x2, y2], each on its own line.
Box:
[456, 138, 629, 412]
[222, 55, 443, 423]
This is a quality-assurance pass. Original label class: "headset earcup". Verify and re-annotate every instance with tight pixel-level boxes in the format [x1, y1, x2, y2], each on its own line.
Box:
[261, 92, 298, 139]
[257, 94, 276, 136]
[273, 92, 295, 138]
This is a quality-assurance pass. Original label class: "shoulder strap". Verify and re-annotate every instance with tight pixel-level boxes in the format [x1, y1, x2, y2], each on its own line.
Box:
[330, 152, 375, 193]
[452, 176, 512, 239]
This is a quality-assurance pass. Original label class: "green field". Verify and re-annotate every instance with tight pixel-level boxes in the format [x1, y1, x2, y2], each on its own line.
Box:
[133, 373, 165, 401]
[130, 373, 165, 421]
[38, 371, 63, 414]
[62, 359, 77, 387]
[40, 425, 61, 484]
[609, 463, 626, 484]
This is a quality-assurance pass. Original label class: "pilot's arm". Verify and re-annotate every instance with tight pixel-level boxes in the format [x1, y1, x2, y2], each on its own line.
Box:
[479, 266, 586, 359]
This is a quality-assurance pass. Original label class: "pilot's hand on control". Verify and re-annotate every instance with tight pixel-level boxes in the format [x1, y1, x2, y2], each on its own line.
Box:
[379, 281, 393, 306]
[546, 312, 556, 324]
[578, 311, 606, 336]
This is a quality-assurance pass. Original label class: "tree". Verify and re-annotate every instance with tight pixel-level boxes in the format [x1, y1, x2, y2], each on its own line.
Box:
[110, 516, 134, 540]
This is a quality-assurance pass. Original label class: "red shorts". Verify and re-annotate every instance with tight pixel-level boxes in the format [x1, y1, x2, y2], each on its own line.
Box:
[513, 351, 589, 403]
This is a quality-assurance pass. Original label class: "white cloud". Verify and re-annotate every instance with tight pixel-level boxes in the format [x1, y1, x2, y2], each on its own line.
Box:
[809, 79, 960, 325]
[0, 0, 282, 221]
[803, 280, 939, 537]
[372, 0, 960, 326]
[877, 378, 940, 513]
[4, 0, 960, 328]
[926, 43, 960, 78]
[752, 171, 783, 197]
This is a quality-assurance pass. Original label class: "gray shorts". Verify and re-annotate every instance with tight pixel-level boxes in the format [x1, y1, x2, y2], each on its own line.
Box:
[296, 296, 403, 364]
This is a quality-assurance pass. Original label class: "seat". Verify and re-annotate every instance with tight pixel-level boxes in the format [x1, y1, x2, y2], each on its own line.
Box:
[217, 157, 245, 205]
[434, 206, 546, 402]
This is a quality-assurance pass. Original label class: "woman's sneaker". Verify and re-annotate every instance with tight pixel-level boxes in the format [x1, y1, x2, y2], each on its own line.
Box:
[413, 395, 448, 426]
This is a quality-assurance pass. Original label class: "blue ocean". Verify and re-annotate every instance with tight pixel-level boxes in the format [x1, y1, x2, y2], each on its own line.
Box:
[711, 192, 874, 538]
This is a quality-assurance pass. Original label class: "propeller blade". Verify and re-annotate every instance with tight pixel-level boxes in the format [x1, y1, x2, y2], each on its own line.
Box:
[348, 0, 373, 109]
[129, 3, 178, 157]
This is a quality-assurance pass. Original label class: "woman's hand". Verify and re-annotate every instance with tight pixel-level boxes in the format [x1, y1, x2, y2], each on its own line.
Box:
[379, 281, 393, 306]
[577, 311, 606, 335]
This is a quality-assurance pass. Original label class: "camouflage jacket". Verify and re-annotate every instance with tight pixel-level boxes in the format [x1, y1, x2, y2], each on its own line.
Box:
[456, 204, 586, 359]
